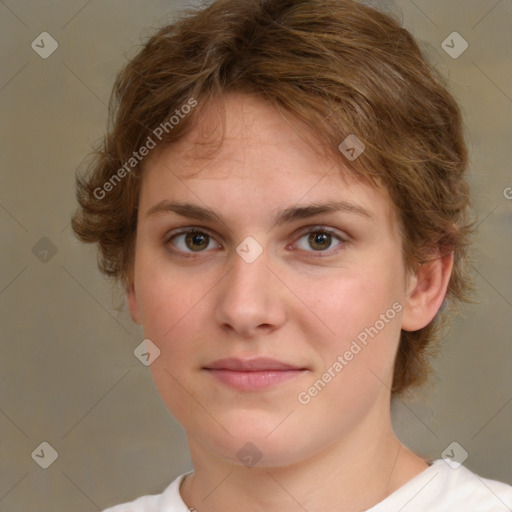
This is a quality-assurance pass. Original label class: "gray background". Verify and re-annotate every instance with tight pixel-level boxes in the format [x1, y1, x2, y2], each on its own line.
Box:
[1, 0, 511, 510]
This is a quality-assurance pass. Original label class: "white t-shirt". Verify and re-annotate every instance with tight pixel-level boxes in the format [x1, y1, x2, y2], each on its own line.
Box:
[103, 459, 512, 511]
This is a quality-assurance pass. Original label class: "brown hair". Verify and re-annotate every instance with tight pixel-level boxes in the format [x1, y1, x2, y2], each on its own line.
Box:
[71, 0, 476, 395]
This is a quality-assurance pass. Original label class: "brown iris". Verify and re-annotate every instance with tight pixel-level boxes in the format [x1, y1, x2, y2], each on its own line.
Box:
[185, 231, 209, 251]
[308, 231, 331, 251]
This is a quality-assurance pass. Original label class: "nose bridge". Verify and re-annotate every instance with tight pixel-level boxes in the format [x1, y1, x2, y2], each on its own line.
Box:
[226, 237, 271, 303]
[214, 236, 284, 335]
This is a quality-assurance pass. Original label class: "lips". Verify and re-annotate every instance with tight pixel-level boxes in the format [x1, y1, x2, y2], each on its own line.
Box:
[203, 358, 308, 391]
[204, 357, 306, 371]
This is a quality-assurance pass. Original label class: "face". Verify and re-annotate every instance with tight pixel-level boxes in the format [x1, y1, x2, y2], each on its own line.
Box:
[127, 92, 418, 468]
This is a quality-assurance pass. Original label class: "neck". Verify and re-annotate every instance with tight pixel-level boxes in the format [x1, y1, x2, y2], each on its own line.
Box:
[180, 408, 428, 512]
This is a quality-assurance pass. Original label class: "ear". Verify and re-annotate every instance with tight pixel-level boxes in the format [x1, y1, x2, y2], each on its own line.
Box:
[126, 279, 141, 325]
[401, 250, 454, 332]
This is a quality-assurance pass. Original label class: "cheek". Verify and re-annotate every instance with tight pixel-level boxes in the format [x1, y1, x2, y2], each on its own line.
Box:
[138, 279, 203, 348]
[307, 269, 403, 384]
[135, 245, 200, 332]
[310, 269, 401, 337]
[135, 267, 210, 421]
[134, 256, 221, 374]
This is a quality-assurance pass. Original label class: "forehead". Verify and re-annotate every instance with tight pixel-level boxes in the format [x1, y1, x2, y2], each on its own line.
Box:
[139, 93, 397, 234]
[147, 93, 345, 178]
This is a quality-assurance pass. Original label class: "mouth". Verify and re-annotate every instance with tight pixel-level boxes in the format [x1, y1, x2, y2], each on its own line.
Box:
[203, 357, 308, 391]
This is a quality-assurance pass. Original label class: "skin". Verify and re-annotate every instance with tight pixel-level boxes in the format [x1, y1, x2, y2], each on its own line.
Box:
[127, 92, 453, 512]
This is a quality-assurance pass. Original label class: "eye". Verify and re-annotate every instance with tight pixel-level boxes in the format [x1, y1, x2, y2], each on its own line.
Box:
[164, 225, 348, 258]
[293, 227, 347, 255]
[165, 228, 221, 256]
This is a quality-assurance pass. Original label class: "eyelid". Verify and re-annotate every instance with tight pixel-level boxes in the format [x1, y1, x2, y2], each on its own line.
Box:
[163, 225, 219, 243]
[293, 224, 349, 241]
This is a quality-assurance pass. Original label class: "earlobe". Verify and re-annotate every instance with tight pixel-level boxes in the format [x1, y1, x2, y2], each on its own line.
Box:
[401, 251, 454, 332]
[126, 280, 141, 325]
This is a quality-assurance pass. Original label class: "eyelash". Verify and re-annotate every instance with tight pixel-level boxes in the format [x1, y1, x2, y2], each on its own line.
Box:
[163, 225, 349, 259]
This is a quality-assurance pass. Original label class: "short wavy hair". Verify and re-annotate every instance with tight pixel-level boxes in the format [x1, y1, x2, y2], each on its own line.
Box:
[71, 0, 476, 395]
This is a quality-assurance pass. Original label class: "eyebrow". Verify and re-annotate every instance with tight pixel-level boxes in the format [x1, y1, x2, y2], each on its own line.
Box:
[145, 199, 374, 228]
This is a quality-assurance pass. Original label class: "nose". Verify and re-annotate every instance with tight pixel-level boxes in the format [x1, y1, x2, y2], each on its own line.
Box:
[213, 242, 287, 339]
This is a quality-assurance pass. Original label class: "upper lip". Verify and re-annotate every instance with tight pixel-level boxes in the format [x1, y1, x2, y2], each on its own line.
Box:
[204, 358, 306, 371]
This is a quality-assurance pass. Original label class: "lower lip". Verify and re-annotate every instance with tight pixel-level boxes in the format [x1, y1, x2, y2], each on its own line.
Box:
[205, 369, 306, 391]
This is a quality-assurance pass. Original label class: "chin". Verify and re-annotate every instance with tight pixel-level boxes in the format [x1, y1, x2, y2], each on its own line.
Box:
[196, 415, 316, 469]
[216, 437, 310, 470]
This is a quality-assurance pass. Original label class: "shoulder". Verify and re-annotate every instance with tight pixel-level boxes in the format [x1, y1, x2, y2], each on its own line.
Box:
[371, 459, 512, 511]
[102, 472, 191, 512]
[436, 461, 512, 510]
[102, 493, 161, 512]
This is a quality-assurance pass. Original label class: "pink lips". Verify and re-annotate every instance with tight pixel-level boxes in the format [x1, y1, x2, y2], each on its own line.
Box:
[203, 358, 307, 391]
